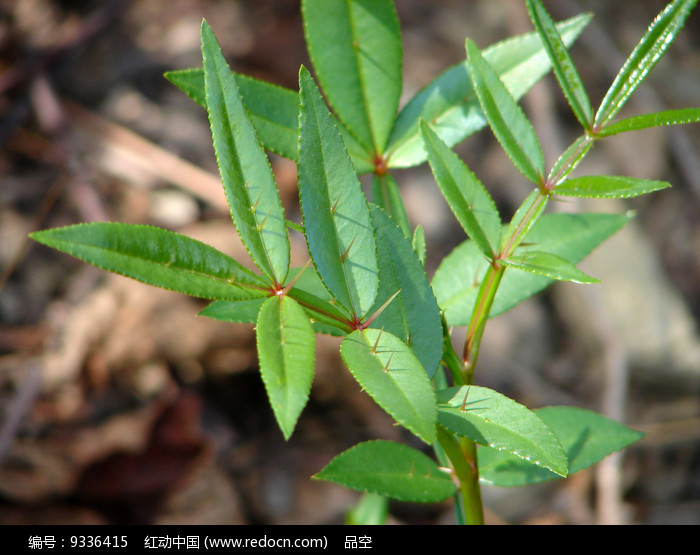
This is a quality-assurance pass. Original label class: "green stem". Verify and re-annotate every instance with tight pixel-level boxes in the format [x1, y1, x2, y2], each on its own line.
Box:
[500, 189, 549, 258]
[370, 173, 412, 238]
[441, 314, 466, 386]
[449, 188, 550, 524]
[462, 261, 505, 380]
[546, 134, 594, 188]
[437, 427, 484, 525]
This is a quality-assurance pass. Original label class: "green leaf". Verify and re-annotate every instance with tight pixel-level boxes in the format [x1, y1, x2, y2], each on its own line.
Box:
[286, 265, 333, 301]
[302, 0, 402, 155]
[385, 14, 591, 169]
[30, 223, 268, 300]
[433, 212, 631, 326]
[526, 0, 591, 128]
[199, 298, 265, 324]
[466, 38, 545, 185]
[287, 289, 351, 336]
[500, 189, 548, 256]
[547, 135, 594, 186]
[421, 121, 501, 256]
[412, 225, 426, 267]
[164, 68, 298, 160]
[164, 68, 207, 107]
[478, 406, 644, 487]
[503, 250, 599, 284]
[297, 66, 379, 318]
[314, 440, 457, 503]
[594, 0, 698, 128]
[597, 107, 700, 137]
[204, 293, 345, 337]
[201, 21, 290, 285]
[256, 295, 315, 440]
[370, 173, 411, 239]
[227, 76, 300, 163]
[164, 67, 374, 172]
[553, 175, 671, 199]
[341, 328, 437, 444]
[437, 386, 568, 477]
[338, 127, 377, 175]
[284, 266, 353, 335]
[346, 492, 389, 525]
[367, 205, 443, 378]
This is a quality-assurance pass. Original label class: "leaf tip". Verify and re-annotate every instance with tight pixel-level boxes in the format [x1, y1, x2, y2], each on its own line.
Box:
[200, 17, 213, 37]
[298, 64, 311, 82]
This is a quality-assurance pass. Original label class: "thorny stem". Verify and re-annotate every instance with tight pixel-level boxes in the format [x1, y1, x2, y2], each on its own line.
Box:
[446, 144, 595, 522]
[462, 260, 505, 381]
[446, 186, 553, 524]
[397, 132, 592, 523]
[463, 187, 550, 380]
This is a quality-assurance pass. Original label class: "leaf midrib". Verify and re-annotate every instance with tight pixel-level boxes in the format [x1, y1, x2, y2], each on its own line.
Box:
[439, 403, 566, 475]
[205, 39, 283, 282]
[347, 0, 378, 155]
[51, 239, 266, 291]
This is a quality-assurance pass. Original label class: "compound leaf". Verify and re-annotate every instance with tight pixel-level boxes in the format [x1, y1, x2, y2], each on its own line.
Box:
[165, 67, 374, 173]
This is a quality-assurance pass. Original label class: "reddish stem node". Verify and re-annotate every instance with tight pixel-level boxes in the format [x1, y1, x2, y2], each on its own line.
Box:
[372, 154, 388, 176]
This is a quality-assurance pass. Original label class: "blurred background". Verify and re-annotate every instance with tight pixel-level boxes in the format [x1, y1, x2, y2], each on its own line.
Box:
[0, 0, 698, 525]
